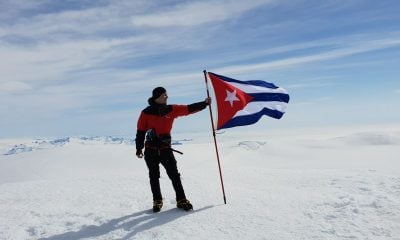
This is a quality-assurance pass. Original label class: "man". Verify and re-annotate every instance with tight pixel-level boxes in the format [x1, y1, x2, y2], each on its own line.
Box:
[136, 86, 211, 212]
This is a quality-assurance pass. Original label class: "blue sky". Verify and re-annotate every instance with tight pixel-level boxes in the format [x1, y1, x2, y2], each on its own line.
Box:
[1, 0, 400, 138]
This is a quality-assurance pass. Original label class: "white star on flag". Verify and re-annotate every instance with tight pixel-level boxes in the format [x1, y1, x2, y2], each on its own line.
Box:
[224, 89, 239, 107]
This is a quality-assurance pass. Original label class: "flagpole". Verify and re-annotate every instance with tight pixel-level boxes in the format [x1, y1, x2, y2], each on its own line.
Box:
[203, 69, 227, 204]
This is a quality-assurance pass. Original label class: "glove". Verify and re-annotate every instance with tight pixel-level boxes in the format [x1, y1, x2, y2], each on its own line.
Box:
[136, 149, 143, 158]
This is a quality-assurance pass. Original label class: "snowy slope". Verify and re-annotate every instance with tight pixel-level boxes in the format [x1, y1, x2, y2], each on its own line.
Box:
[1, 126, 400, 240]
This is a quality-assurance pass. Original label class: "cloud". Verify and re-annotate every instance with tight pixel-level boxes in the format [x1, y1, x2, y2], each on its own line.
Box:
[0, 0, 43, 21]
[0, 81, 31, 93]
[0, 1, 150, 39]
[213, 35, 400, 75]
[286, 81, 334, 90]
[2, 1, 262, 95]
[132, 0, 274, 28]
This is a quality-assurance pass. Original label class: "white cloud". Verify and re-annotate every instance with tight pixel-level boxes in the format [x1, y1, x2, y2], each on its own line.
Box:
[0, 35, 153, 84]
[0, 81, 31, 93]
[214, 36, 400, 75]
[286, 82, 334, 90]
[0, 0, 43, 21]
[0, 1, 154, 44]
[132, 0, 274, 27]
[1, 0, 253, 95]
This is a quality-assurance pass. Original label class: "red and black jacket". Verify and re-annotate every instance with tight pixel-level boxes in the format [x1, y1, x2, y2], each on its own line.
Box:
[136, 101, 207, 151]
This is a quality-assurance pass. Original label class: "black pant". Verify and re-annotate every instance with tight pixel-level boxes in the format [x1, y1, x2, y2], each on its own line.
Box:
[144, 148, 186, 201]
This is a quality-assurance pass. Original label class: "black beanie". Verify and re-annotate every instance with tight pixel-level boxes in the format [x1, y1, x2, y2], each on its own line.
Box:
[152, 87, 166, 99]
[148, 87, 166, 105]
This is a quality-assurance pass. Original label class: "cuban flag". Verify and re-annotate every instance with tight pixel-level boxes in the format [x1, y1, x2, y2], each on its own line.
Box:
[207, 72, 290, 130]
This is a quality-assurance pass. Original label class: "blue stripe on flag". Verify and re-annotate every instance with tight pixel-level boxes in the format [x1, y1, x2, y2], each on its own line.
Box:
[209, 72, 279, 89]
[249, 93, 290, 103]
[220, 108, 284, 129]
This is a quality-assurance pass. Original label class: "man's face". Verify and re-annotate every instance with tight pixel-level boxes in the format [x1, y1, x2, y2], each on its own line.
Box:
[154, 92, 168, 105]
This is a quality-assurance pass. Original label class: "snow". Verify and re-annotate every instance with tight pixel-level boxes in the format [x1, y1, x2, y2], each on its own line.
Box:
[1, 126, 400, 240]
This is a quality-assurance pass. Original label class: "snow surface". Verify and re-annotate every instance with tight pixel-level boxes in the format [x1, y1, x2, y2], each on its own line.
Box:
[1, 126, 400, 240]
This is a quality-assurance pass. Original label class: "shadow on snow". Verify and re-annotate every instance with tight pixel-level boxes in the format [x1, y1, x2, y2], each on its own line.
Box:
[39, 205, 214, 240]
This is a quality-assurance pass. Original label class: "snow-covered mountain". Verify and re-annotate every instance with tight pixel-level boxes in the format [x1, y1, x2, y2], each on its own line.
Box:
[1, 136, 191, 156]
[1, 126, 399, 240]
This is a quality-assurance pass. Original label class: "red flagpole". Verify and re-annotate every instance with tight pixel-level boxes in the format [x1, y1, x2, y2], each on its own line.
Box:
[203, 69, 227, 204]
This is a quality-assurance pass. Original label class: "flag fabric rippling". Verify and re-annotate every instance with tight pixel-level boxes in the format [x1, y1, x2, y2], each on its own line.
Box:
[207, 72, 290, 130]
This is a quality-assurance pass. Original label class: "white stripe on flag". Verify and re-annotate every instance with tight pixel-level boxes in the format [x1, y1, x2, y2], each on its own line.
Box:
[233, 101, 288, 118]
[228, 82, 289, 94]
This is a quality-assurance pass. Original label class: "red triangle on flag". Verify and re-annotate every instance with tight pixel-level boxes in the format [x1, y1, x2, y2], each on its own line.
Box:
[208, 73, 254, 129]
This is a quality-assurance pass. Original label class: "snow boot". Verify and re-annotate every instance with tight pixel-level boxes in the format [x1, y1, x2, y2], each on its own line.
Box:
[176, 199, 193, 211]
[153, 200, 163, 213]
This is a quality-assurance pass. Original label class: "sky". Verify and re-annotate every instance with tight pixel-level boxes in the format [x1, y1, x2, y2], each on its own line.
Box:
[1, 0, 400, 138]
